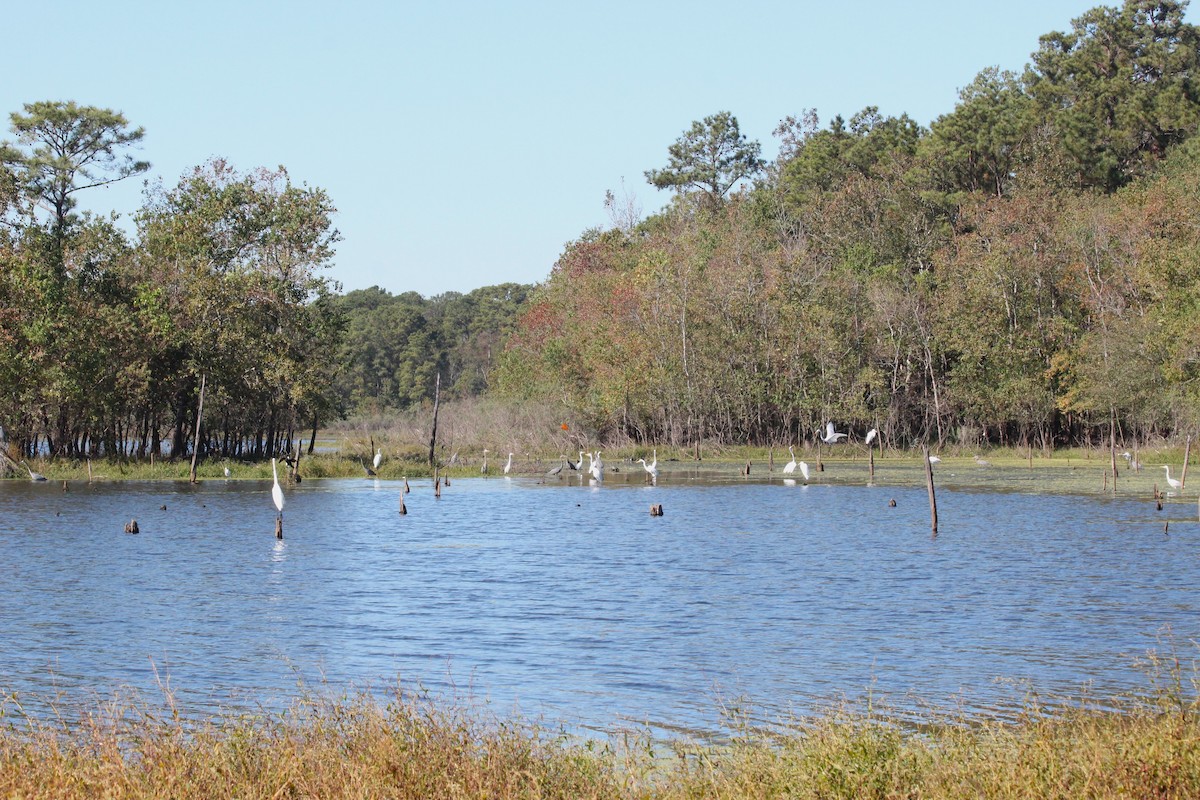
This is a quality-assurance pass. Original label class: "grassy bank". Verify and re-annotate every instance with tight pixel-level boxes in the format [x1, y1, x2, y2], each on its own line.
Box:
[2, 678, 1198, 799]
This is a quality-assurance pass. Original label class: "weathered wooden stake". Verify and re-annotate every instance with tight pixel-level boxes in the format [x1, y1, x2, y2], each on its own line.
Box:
[399, 491, 407, 515]
[189, 372, 206, 484]
[868, 445, 875, 482]
[434, 469, 441, 498]
[275, 516, 283, 539]
[1181, 434, 1192, 488]
[124, 519, 139, 534]
[1103, 469, 1109, 491]
[404, 476, 410, 494]
[428, 372, 441, 469]
[923, 445, 938, 536]
[769, 447, 774, 473]
[87, 458, 93, 482]
[1108, 407, 1118, 491]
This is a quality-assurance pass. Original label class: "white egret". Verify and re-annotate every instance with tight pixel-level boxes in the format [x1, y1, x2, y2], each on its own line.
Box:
[372, 448, 382, 471]
[223, 464, 231, 479]
[819, 422, 848, 444]
[865, 428, 877, 446]
[19, 461, 46, 482]
[270, 458, 285, 519]
[637, 454, 658, 480]
[1162, 465, 1182, 492]
[929, 455, 941, 464]
[504, 452, 514, 475]
[783, 446, 798, 474]
[590, 450, 604, 481]
[567, 451, 582, 471]
[973, 454, 990, 466]
[798, 461, 810, 481]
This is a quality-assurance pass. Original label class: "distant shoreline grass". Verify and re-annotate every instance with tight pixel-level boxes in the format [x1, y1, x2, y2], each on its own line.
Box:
[2, 671, 1198, 799]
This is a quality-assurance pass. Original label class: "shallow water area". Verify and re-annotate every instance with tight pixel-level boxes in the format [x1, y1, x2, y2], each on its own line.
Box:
[1, 463, 1197, 739]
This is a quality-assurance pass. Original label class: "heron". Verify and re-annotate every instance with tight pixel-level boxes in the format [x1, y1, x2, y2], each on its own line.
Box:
[637, 451, 658, 481]
[929, 455, 942, 464]
[865, 428, 878, 446]
[1162, 465, 1182, 492]
[504, 452, 514, 475]
[798, 461, 810, 481]
[546, 457, 566, 477]
[271, 457, 285, 520]
[567, 451, 583, 471]
[1121, 451, 1143, 470]
[19, 461, 46, 482]
[359, 458, 376, 477]
[973, 454, 990, 467]
[590, 450, 604, 481]
[819, 422, 848, 444]
[373, 448, 383, 471]
[223, 464, 231, 479]
[782, 446, 798, 474]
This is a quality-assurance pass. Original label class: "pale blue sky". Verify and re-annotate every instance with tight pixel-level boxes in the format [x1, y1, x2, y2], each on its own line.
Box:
[2, 1, 1178, 297]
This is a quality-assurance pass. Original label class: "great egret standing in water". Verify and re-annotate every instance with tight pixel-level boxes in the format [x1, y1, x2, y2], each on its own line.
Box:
[504, 452, 514, 475]
[20, 461, 46, 482]
[798, 460, 810, 481]
[782, 446, 798, 474]
[271, 458, 285, 520]
[590, 450, 604, 481]
[637, 450, 658, 481]
[373, 448, 382, 471]
[1163, 465, 1182, 492]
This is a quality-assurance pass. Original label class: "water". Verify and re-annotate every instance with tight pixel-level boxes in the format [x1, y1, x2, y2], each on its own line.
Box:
[1, 465, 1196, 737]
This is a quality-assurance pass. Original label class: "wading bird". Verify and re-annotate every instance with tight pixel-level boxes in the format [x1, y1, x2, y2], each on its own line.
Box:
[929, 455, 941, 464]
[590, 450, 604, 481]
[373, 448, 382, 471]
[271, 458, 285, 520]
[223, 464, 231, 479]
[819, 422, 848, 445]
[973, 454, 990, 467]
[567, 451, 582, 471]
[865, 428, 878, 446]
[637, 450, 658, 481]
[783, 446, 798, 474]
[360, 458, 376, 477]
[546, 457, 566, 478]
[798, 460, 810, 481]
[20, 461, 46, 482]
[1163, 465, 1182, 492]
[504, 452, 514, 475]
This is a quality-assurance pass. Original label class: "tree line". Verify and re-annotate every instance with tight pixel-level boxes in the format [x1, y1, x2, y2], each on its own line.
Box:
[495, 0, 1200, 451]
[0, 103, 526, 461]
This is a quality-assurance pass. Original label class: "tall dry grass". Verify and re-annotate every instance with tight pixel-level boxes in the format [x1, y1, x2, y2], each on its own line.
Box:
[3, 661, 1199, 799]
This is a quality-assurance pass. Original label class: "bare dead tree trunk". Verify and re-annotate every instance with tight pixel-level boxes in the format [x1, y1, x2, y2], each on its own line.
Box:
[189, 373, 206, 484]
[428, 372, 441, 469]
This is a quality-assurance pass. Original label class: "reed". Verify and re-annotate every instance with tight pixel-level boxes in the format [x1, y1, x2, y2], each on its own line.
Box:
[2, 669, 1198, 799]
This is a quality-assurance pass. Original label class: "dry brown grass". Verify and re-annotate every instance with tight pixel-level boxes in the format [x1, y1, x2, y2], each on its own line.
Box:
[3, 671, 1199, 799]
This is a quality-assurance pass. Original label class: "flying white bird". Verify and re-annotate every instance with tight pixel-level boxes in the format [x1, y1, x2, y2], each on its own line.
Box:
[819, 422, 848, 444]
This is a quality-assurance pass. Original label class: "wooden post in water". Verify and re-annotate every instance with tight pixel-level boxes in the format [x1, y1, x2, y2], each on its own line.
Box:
[1109, 408, 1118, 492]
[275, 516, 283, 540]
[1181, 434, 1192, 489]
[189, 372, 206, 484]
[868, 440, 875, 482]
[769, 447, 774, 473]
[399, 489, 407, 515]
[923, 445, 938, 536]
[434, 468, 441, 498]
[427, 372, 441, 469]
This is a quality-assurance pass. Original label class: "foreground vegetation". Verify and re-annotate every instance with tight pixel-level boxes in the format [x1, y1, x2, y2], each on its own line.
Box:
[2, 668, 1198, 799]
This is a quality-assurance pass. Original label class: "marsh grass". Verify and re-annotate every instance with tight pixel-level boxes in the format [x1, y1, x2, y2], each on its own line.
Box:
[3, 657, 1199, 799]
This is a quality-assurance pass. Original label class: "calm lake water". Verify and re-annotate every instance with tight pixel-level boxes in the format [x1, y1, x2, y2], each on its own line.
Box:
[1, 462, 1197, 737]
